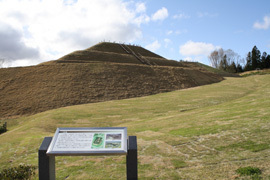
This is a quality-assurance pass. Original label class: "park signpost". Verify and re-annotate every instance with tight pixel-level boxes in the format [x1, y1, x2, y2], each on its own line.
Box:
[38, 127, 137, 180]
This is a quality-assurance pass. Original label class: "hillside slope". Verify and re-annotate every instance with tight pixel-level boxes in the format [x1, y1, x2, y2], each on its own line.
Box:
[0, 74, 269, 179]
[0, 62, 222, 118]
[1, 42, 228, 118]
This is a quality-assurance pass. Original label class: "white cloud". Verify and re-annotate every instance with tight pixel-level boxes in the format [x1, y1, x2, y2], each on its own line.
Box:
[173, 13, 190, 20]
[0, 0, 147, 67]
[183, 57, 193, 61]
[197, 12, 218, 18]
[64, 0, 77, 6]
[6, 59, 42, 68]
[164, 38, 172, 48]
[145, 40, 161, 52]
[151, 7, 168, 21]
[175, 29, 188, 35]
[179, 41, 220, 63]
[0, 22, 39, 60]
[166, 29, 187, 36]
[253, 16, 270, 30]
[134, 14, 150, 26]
[179, 41, 219, 56]
[136, 2, 146, 13]
[166, 30, 173, 35]
[184, 56, 203, 62]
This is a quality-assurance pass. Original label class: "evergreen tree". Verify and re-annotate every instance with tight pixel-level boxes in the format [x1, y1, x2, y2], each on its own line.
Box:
[244, 52, 252, 71]
[266, 55, 270, 69]
[236, 63, 243, 73]
[261, 52, 268, 69]
[251, 46, 261, 70]
[219, 55, 228, 71]
[227, 61, 237, 73]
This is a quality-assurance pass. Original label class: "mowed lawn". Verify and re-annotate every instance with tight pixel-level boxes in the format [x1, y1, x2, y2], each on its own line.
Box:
[0, 74, 269, 179]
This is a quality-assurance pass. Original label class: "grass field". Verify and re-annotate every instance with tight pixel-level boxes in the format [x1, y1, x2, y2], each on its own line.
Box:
[240, 69, 270, 77]
[0, 74, 270, 179]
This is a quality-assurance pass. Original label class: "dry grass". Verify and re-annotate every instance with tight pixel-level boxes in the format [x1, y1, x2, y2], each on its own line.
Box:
[240, 69, 270, 77]
[0, 62, 222, 119]
[0, 42, 226, 119]
[0, 74, 269, 179]
[57, 42, 177, 66]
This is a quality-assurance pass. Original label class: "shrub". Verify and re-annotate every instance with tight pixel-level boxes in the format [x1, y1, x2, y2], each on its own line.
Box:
[0, 164, 36, 180]
[236, 166, 262, 176]
[0, 122, 7, 134]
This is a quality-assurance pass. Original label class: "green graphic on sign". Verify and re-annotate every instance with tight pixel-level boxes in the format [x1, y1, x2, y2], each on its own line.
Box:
[91, 133, 105, 149]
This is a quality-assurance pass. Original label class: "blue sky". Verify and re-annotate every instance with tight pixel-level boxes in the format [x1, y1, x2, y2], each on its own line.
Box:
[0, 0, 269, 67]
[135, 0, 270, 64]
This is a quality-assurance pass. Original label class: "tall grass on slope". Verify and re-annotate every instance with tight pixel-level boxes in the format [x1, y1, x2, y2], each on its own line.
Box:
[0, 75, 269, 179]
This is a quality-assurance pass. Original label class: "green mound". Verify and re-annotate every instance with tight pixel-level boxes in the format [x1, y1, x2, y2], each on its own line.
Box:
[0, 63, 223, 118]
[87, 42, 163, 58]
[57, 42, 184, 67]
[0, 42, 227, 118]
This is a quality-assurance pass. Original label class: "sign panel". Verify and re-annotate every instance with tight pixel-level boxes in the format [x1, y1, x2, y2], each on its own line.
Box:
[46, 127, 127, 156]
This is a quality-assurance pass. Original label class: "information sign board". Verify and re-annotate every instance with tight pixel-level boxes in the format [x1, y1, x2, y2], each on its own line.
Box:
[47, 127, 127, 156]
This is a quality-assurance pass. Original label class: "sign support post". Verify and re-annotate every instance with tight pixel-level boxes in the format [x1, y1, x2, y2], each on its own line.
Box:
[38, 137, 55, 180]
[126, 136, 138, 180]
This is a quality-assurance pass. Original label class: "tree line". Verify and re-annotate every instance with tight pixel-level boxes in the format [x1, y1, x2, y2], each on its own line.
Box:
[208, 46, 270, 73]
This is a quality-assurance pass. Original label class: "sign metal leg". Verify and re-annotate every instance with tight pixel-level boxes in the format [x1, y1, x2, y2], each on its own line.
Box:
[126, 136, 138, 180]
[38, 137, 55, 180]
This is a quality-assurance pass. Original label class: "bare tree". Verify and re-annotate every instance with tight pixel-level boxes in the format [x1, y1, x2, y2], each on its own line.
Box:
[208, 50, 219, 68]
[208, 48, 224, 68]
[224, 49, 238, 65]
[209, 48, 244, 71]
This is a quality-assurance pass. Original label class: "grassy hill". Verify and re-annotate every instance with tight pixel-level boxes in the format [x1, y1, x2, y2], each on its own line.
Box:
[0, 42, 224, 119]
[0, 74, 269, 179]
[240, 69, 270, 77]
[56, 42, 174, 66]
